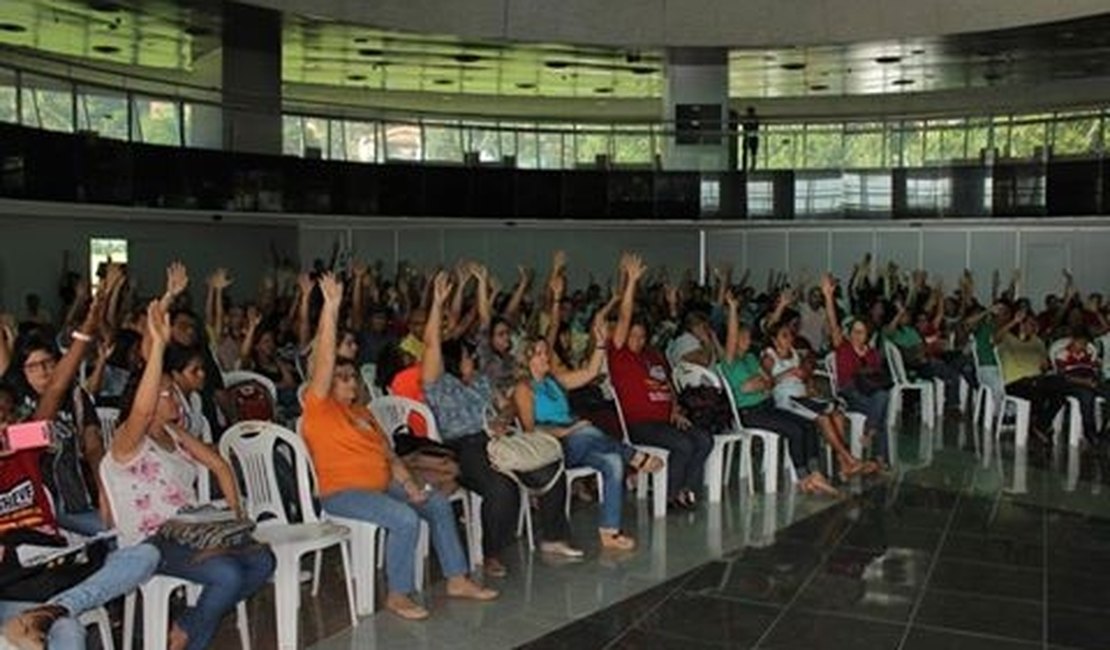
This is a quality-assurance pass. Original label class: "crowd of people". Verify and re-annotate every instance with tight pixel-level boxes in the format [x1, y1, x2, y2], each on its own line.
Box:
[0, 247, 1107, 648]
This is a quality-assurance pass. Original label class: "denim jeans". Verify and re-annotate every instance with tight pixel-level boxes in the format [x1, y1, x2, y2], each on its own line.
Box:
[0, 543, 160, 650]
[157, 541, 276, 650]
[561, 425, 633, 530]
[841, 387, 891, 462]
[627, 421, 714, 498]
[322, 481, 469, 595]
[54, 509, 106, 537]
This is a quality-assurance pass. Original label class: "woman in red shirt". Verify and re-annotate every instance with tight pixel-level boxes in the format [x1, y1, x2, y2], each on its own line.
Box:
[608, 254, 713, 510]
[822, 275, 891, 466]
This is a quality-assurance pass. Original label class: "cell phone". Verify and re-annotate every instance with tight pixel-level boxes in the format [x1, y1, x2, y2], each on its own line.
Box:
[2, 421, 52, 452]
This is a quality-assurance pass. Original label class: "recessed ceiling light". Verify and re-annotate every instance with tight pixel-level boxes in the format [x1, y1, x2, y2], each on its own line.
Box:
[545, 61, 570, 69]
[357, 48, 383, 57]
[809, 83, 829, 91]
[875, 55, 902, 64]
[892, 78, 915, 86]
[911, 48, 925, 55]
[453, 54, 482, 63]
[983, 71, 1004, 82]
[346, 74, 367, 81]
[780, 62, 806, 71]
[183, 25, 212, 37]
[433, 78, 453, 85]
[630, 66, 655, 75]
[762, 54, 776, 61]
[0, 23, 27, 33]
[89, 1, 123, 11]
[594, 87, 613, 94]
[92, 45, 121, 54]
[353, 37, 369, 44]
[515, 82, 536, 89]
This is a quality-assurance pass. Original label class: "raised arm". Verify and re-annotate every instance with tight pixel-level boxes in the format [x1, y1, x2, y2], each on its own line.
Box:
[111, 301, 170, 462]
[158, 261, 189, 312]
[612, 253, 646, 351]
[553, 320, 608, 391]
[349, 262, 368, 331]
[421, 272, 453, 386]
[545, 272, 565, 351]
[295, 272, 314, 350]
[0, 315, 13, 378]
[238, 307, 263, 369]
[821, 274, 845, 350]
[723, 290, 740, 362]
[206, 268, 232, 346]
[33, 286, 105, 422]
[503, 265, 532, 325]
[83, 337, 114, 397]
[308, 273, 344, 399]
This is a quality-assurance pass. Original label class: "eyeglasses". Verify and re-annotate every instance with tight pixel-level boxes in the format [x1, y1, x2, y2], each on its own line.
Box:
[334, 372, 358, 383]
[22, 359, 56, 373]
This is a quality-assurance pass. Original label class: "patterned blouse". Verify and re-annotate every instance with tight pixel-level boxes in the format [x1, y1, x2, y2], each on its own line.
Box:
[423, 373, 495, 441]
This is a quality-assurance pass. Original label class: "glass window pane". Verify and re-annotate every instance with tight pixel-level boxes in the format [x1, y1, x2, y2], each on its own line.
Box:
[967, 118, 991, 161]
[183, 102, 222, 149]
[302, 117, 329, 158]
[613, 125, 652, 165]
[1009, 116, 1048, 159]
[466, 124, 501, 163]
[344, 121, 378, 163]
[516, 126, 539, 169]
[21, 74, 73, 132]
[499, 125, 518, 161]
[425, 121, 463, 162]
[385, 122, 420, 161]
[131, 96, 180, 146]
[746, 179, 774, 217]
[282, 115, 304, 156]
[802, 124, 842, 170]
[899, 121, 925, 167]
[77, 86, 127, 140]
[538, 126, 564, 169]
[329, 119, 347, 160]
[1053, 116, 1101, 156]
[843, 123, 884, 168]
[765, 124, 800, 170]
[0, 68, 16, 124]
[843, 172, 891, 215]
[574, 126, 609, 166]
[795, 173, 842, 217]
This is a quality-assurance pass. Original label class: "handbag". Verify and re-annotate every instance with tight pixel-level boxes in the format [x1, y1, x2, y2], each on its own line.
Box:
[154, 507, 257, 552]
[854, 367, 894, 396]
[486, 431, 565, 494]
[402, 445, 461, 496]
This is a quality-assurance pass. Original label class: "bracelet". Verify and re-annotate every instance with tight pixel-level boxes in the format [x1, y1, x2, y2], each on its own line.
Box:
[71, 331, 94, 343]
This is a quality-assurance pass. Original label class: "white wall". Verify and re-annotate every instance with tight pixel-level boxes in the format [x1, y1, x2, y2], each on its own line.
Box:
[0, 203, 298, 318]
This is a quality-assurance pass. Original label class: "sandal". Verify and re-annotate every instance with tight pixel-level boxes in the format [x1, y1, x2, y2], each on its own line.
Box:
[632, 451, 665, 474]
[385, 593, 430, 621]
[599, 529, 636, 551]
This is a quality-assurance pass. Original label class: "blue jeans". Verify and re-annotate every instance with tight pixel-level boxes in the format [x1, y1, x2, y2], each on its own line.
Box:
[561, 425, 632, 530]
[157, 541, 276, 650]
[55, 509, 106, 537]
[842, 387, 891, 462]
[627, 421, 714, 498]
[0, 543, 160, 650]
[322, 482, 469, 595]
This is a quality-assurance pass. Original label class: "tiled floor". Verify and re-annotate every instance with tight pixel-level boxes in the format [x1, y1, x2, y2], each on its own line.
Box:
[209, 413, 1110, 650]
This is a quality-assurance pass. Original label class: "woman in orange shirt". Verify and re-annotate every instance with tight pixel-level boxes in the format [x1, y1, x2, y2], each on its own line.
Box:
[302, 273, 496, 621]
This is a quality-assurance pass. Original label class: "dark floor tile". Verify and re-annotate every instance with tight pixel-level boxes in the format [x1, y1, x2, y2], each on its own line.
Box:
[774, 507, 856, 547]
[914, 590, 1043, 641]
[758, 609, 904, 650]
[1046, 571, 1110, 612]
[882, 484, 961, 510]
[929, 559, 1042, 601]
[1046, 512, 1110, 551]
[950, 499, 1045, 541]
[682, 551, 820, 605]
[519, 620, 620, 650]
[607, 628, 728, 649]
[940, 531, 1044, 568]
[792, 571, 917, 623]
[580, 580, 681, 636]
[837, 521, 943, 555]
[1047, 604, 1110, 650]
[632, 592, 779, 647]
[902, 627, 1043, 650]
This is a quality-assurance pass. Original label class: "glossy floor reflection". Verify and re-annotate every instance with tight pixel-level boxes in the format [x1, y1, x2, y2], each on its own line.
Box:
[291, 413, 1110, 650]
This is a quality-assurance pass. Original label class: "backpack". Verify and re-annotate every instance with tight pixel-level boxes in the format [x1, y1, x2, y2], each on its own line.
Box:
[39, 387, 96, 515]
[677, 385, 735, 436]
[227, 380, 275, 423]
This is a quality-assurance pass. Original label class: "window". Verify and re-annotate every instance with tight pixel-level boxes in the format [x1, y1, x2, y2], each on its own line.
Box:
[699, 178, 720, 214]
[802, 123, 843, 170]
[77, 86, 128, 140]
[89, 238, 128, 287]
[131, 96, 181, 146]
[424, 121, 463, 162]
[0, 67, 16, 124]
[282, 115, 305, 156]
[906, 174, 952, 212]
[843, 172, 892, 216]
[384, 122, 421, 161]
[795, 173, 843, 218]
[465, 124, 501, 163]
[574, 126, 609, 166]
[21, 74, 73, 133]
[746, 179, 774, 218]
[343, 120, 379, 163]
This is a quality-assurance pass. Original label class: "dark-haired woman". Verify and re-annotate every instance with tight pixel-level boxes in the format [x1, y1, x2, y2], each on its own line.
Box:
[423, 267, 580, 578]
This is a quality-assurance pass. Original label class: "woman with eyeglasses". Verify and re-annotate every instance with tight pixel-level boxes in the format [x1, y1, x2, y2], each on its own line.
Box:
[100, 300, 275, 650]
[303, 273, 497, 621]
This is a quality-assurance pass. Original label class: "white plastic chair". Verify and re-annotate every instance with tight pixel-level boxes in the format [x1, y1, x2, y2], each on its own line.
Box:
[100, 464, 253, 650]
[606, 382, 669, 517]
[672, 362, 748, 504]
[78, 607, 114, 650]
[822, 352, 872, 461]
[95, 406, 120, 448]
[883, 342, 937, 430]
[714, 367, 791, 494]
[223, 370, 279, 406]
[1048, 337, 1105, 449]
[360, 363, 385, 400]
[992, 345, 1032, 450]
[969, 342, 997, 438]
[219, 421, 357, 650]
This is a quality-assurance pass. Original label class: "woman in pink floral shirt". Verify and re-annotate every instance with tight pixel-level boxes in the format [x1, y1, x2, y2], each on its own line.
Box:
[101, 299, 274, 650]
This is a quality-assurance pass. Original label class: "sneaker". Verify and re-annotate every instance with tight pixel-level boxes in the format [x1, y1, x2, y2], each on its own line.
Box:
[539, 541, 585, 558]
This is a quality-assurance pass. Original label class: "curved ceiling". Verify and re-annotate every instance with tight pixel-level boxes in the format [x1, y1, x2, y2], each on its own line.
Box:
[240, 0, 1110, 48]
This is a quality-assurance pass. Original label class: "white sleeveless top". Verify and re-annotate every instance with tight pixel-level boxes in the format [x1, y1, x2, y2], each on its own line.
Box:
[765, 347, 807, 407]
[102, 434, 199, 546]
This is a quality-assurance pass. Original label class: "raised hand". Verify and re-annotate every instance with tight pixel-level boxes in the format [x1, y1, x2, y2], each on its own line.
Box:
[623, 253, 647, 283]
[432, 271, 453, 306]
[246, 305, 263, 331]
[724, 288, 739, 309]
[552, 250, 568, 273]
[664, 284, 679, 308]
[592, 318, 608, 347]
[208, 268, 233, 290]
[819, 273, 836, 298]
[318, 272, 344, 308]
[103, 261, 125, 290]
[296, 272, 313, 296]
[96, 339, 115, 364]
[165, 262, 189, 297]
[549, 273, 566, 301]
